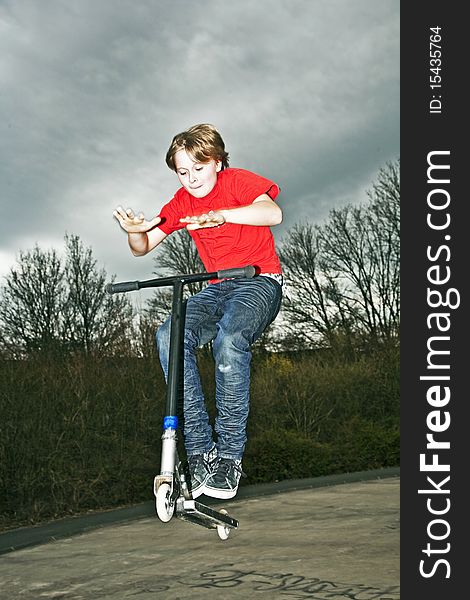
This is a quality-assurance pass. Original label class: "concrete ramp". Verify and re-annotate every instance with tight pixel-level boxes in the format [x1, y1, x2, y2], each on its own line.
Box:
[0, 472, 399, 599]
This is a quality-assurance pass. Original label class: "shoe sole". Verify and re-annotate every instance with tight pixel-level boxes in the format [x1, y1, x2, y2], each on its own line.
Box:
[191, 486, 205, 499]
[203, 485, 238, 499]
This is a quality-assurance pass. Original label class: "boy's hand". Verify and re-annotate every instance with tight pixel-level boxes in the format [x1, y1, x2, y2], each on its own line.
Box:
[180, 210, 226, 230]
[113, 206, 161, 233]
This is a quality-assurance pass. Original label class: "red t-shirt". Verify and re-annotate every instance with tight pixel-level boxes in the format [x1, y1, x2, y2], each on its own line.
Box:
[156, 168, 282, 275]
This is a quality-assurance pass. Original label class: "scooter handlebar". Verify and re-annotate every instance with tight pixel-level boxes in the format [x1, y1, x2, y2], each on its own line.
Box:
[106, 265, 256, 294]
[217, 265, 256, 279]
[105, 280, 140, 294]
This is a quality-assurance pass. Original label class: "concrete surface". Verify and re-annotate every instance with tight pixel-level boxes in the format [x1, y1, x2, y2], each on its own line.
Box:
[0, 472, 399, 599]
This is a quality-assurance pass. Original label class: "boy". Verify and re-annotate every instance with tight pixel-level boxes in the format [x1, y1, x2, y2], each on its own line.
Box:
[113, 124, 283, 499]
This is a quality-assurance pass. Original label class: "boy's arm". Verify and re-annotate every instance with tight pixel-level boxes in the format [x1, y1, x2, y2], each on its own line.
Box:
[180, 193, 282, 230]
[113, 206, 167, 256]
[128, 227, 168, 256]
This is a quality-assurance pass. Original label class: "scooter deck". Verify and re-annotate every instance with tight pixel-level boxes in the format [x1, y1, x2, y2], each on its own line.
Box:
[176, 498, 239, 531]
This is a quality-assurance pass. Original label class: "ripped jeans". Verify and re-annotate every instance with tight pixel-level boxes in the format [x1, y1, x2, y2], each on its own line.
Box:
[156, 276, 282, 460]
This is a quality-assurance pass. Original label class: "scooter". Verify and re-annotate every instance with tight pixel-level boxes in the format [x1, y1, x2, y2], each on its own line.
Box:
[106, 265, 255, 540]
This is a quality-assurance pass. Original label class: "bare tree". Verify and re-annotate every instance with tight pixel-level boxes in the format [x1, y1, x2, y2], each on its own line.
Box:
[365, 160, 400, 337]
[279, 224, 352, 348]
[279, 160, 400, 349]
[0, 246, 66, 356]
[320, 161, 400, 342]
[146, 230, 205, 323]
[154, 229, 205, 280]
[64, 234, 134, 355]
[0, 236, 135, 357]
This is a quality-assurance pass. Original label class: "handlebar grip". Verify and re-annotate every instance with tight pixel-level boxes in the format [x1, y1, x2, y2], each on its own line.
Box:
[105, 280, 140, 294]
[216, 265, 256, 279]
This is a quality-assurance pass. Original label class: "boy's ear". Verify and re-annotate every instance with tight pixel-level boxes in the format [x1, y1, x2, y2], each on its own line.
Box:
[216, 160, 222, 172]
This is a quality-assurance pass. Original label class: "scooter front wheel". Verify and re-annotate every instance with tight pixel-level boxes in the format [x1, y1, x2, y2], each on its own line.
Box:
[156, 483, 175, 523]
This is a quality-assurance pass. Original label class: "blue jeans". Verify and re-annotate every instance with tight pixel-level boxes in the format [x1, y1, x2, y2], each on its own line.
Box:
[156, 276, 282, 460]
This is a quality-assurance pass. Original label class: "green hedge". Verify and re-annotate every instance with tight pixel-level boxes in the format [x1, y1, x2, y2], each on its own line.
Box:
[0, 345, 399, 530]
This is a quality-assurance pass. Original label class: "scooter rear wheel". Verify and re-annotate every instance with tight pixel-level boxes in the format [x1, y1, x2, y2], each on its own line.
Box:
[216, 508, 231, 540]
[156, 483, 175, 523]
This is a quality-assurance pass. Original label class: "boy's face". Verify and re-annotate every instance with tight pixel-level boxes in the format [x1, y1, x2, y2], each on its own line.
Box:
[174, 149, 221, 198]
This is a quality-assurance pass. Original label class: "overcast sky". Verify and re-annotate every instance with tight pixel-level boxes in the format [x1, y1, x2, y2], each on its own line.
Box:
[1, 0, 399, 288]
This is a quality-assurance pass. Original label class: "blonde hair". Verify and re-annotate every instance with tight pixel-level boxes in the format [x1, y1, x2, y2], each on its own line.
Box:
[165, 124, 230, 171]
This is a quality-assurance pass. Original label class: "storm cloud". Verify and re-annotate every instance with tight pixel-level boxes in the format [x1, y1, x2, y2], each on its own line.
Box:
[0, 0, 399, 284]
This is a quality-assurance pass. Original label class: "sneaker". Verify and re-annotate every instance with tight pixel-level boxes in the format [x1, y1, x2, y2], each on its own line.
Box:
[187, 445, 217, 499]
[204, 458, 245, 499]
